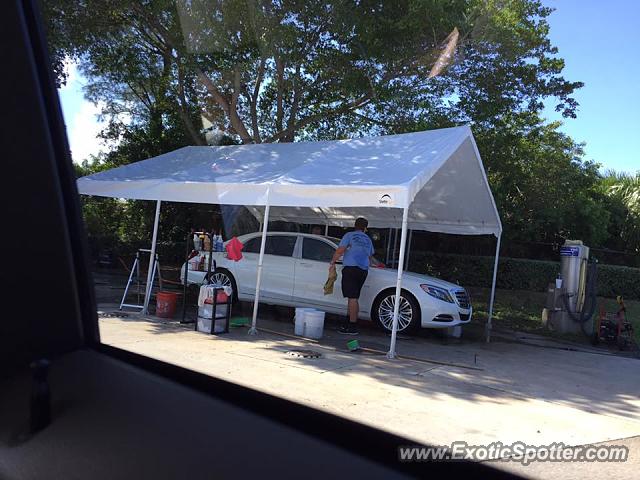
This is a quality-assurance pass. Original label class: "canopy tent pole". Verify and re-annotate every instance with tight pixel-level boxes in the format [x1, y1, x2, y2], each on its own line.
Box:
[387, 206, 409, 359]
[249, 199, 271, 335]
[485, 233, 502, 343]
[324, 224, 329, 236]
[385, 228, 391, 265]
[404, 229, 413, 271]
[391, 228, 398, 268]
[142, 200, 161, 315]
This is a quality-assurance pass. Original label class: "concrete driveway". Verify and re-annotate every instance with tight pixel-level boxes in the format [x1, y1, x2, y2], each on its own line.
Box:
[97, 302, 640, 478]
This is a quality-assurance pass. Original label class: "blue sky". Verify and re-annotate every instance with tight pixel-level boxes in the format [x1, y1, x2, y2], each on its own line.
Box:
[59, 1, 639, 174]
[542, 0, 639, 174]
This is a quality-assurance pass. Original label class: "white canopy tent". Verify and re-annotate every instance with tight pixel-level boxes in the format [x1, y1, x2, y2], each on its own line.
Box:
[78, 125, 502, 357]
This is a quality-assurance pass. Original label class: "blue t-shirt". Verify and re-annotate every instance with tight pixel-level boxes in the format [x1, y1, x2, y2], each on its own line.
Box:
[339, 231, 374, 271]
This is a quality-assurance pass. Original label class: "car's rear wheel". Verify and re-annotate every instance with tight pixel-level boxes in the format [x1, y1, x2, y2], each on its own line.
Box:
[206, 268, 238, 303]
[372, 289, 420, 333]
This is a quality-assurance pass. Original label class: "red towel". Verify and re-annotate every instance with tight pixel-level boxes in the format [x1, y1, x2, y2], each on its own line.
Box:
[225, 236, 244, 261]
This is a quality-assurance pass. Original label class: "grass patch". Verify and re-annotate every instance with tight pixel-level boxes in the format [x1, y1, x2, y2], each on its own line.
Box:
[469, 287, 548, 334]
[468, 287, 640, 345]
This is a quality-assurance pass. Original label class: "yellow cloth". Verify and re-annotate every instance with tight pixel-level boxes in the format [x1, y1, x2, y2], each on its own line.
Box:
[324, 265, 337, 295]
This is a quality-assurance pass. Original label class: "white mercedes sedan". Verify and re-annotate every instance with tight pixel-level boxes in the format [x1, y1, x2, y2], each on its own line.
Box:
[181, 232, 472, 333]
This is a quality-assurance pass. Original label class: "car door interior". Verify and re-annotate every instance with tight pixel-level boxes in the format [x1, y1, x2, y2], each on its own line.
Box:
[0, 1, 520, 478]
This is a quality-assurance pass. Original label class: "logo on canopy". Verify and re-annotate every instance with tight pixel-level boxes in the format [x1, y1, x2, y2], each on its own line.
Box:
[379, 193, 393, 206]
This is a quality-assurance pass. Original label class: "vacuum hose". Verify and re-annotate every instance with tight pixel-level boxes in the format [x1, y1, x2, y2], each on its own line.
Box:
[561, 258, 598, 337]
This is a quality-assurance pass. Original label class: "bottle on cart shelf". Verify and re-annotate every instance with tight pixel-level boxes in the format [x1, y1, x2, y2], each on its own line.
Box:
[216, 232, 224, 252]
[203, 233, 211, 252]
[193, 232, 202, 251]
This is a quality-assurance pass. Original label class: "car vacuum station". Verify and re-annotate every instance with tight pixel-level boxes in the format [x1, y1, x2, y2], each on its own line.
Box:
[543, 240, 635, 349]
[543, 240, 597, 335]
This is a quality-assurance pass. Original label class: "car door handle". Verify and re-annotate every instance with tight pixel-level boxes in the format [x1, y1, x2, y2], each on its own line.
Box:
[298, 262, 313, 267]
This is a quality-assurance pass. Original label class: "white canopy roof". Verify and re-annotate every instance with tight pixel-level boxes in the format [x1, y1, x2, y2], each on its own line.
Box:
[77, 125, 501, 236]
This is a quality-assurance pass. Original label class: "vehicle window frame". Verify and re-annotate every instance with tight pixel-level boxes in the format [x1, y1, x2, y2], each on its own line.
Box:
[292, 235, 303, 258]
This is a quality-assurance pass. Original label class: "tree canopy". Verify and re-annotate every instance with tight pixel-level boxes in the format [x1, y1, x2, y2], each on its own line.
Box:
[44, 0, 581, 143]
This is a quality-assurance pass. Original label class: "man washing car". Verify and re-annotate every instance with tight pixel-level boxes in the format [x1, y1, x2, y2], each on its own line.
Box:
[330, 217, 376, 335]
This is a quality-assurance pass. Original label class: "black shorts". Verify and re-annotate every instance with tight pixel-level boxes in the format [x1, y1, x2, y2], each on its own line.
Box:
[341, 266, 368, 299]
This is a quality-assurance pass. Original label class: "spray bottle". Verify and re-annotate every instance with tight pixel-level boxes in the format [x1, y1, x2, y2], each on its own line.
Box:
[216, 232, 224, 252]
[193, 232, 202, 251]
[211, 232, 218, 252]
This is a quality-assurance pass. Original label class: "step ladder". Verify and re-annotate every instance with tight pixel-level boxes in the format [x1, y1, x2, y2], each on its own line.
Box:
[119, 249, 163, 310]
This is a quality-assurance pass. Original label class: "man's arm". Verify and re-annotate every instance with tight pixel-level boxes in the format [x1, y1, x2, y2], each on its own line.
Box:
[368, 239, 380, 267]
[330, 246, 346, 267]
[331, 233, 350, 267]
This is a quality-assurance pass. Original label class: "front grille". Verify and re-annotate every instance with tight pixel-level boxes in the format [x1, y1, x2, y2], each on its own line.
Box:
[454, 289, 470, 309]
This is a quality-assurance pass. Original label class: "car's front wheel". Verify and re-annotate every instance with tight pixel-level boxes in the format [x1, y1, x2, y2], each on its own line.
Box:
[371, 289, 420, 333]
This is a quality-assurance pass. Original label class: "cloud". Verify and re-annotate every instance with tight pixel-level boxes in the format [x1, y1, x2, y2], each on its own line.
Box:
[67, 100, 106, 163]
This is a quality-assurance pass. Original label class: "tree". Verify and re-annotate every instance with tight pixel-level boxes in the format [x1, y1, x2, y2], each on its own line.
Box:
[468, 112, 610, 247]
[43, 0, 582, 146]
[601, 171, 640, 254]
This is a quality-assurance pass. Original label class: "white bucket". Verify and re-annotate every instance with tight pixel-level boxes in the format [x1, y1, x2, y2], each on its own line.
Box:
[304, 310, 325, 339]
[294, 308, 315, 336]
[446, 325, 462, 338]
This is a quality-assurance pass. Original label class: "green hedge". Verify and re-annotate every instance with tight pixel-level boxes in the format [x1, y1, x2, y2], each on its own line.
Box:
[596, 264, 640, 299]
[410, 252, 640, 300]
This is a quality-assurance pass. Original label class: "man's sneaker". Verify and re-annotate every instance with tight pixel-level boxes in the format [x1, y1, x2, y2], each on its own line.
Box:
[338, 324, 359, 335]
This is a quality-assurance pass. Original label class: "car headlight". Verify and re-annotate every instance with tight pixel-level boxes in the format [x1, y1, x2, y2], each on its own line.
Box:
[420, 284, 454, 303]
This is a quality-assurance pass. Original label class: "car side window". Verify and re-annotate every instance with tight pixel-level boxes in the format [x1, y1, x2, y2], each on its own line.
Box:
[265, 235, 297, 257]
[302, 238, 335, 262]
[242, 237, 261, 254]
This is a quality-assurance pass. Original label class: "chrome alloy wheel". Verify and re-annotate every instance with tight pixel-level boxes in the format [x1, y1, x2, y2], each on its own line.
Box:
[378, 294, 413, 331]
[210, 272, 232, 287]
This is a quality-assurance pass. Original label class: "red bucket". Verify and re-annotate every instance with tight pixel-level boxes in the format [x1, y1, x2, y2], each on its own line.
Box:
[156, 291, 178, 318]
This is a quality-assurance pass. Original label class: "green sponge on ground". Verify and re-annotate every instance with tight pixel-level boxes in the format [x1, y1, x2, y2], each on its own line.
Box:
[230, 317, 250, 327]
[347, 339, 360, 351]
